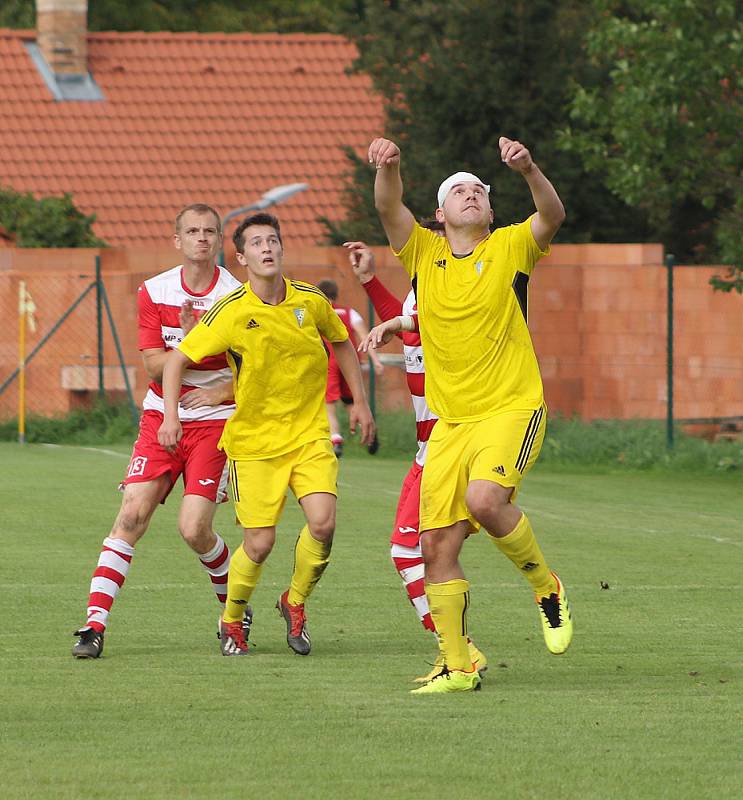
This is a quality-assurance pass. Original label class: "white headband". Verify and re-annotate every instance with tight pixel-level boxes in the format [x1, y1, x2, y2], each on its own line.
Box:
[437, 171, 490, 208]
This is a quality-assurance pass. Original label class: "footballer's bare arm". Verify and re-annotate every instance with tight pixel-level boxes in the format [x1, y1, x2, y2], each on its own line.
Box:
[157, 349, 191, 451]
[499, 136, 565, 250]
[330, 338, 376, 446]
[368, 137, 416, 253]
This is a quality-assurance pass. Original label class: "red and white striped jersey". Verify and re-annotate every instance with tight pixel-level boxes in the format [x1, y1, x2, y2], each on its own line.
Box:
[137, 264, 242, 422]
[400, 289, 437, 466]
[364, 276, 437, 466]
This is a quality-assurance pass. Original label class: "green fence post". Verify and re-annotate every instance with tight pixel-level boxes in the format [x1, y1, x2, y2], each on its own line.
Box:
[0, 282, 96, 398]
[95, 255, 104, 397]
[666, 253, 675, 450]
[99, 279, 139, 426]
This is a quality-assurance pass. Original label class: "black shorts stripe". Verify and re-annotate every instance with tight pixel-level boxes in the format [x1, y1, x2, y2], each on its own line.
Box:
[200, 287, 246, 326]
[515, 406, 544, 474]
[229, 460, 240, 502]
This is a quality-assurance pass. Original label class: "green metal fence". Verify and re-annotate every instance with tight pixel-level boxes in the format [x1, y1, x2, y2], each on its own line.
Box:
[0, 256, 138, 431]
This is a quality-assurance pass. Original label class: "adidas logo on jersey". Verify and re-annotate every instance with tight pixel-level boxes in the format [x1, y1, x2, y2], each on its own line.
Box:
[435, 258, 447, 269]
[246, 318, 260, 329]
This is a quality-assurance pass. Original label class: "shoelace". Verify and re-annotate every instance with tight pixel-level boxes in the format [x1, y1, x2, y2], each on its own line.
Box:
[288, 605, 306, 636]
[429, 666, 451, 683]
[538, 594, 562, 628]
[224, 622, 247, 649]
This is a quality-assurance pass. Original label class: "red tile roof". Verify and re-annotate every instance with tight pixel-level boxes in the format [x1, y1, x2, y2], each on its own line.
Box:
[0, 29, 383, 247]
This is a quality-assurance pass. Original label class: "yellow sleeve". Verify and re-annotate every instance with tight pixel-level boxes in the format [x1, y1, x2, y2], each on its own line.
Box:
[392, 223, 435, 278]
[316, 296, 349, 343]
[178, 319, 230, 363]
[509, 215, 550, 276]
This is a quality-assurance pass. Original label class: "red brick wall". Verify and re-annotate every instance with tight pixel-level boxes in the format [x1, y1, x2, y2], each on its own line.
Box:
[1, 243, 741, 421]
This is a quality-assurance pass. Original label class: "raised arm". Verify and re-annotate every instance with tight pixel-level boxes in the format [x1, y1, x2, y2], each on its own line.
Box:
[499, 136, 566, 251]
[343, 240, 403, 321]
[368, 138, 416, 252]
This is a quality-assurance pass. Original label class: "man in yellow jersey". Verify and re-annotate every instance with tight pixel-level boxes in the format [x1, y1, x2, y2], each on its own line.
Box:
[364, 136, 572, 693]
[159, 212, 375, 657]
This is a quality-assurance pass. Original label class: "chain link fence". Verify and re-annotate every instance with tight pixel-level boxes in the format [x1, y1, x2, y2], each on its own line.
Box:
[1, 246, 741, 449]
[0, 258, 138, 430]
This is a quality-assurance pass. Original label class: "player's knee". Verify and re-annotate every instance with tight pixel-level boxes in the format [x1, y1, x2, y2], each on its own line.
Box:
[466, 481, 510, 524]
[308, 517, 335, 543]
[111, 504, 149, 539]
[420, 530, 448, 565]
[179, 519, 212, 552]
[249, 540, 273, 562]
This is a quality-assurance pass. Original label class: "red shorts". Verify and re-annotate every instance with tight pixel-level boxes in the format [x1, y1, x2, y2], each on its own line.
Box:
[121, 410, 229, 503]
[391, 461, 423, 547]
[326, 347, 352, 404]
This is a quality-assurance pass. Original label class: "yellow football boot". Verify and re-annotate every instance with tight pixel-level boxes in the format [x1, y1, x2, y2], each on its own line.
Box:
[413, 638, 488, 683]
[536, 572, 573, 654]
[468, 639, 488, 677]
[410, 667, 482, 695]
[413, 651, 445, 684]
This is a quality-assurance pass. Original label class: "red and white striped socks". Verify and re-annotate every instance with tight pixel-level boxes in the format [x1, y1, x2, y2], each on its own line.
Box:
[83, 533, 232, 633]
[390, 542, 435, 633]
[85, 536, 134, 632]
[197, 533, 231, 605]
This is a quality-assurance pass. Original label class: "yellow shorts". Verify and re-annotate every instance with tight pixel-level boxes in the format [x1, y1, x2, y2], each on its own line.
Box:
[229, 438, 338, 528]
[420, 405, 546, 533]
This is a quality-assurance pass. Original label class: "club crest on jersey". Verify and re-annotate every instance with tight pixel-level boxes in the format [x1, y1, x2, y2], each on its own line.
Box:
[294, 307, 306, 327]
[475, 260, 484, 276]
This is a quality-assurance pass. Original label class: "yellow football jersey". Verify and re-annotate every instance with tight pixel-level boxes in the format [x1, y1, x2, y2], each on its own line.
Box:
[395, 216, 548, 421]
[178, 277, 349, 460]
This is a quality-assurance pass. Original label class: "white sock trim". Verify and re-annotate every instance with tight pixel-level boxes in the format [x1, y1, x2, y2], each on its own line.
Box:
[199, 533, 226, 563]
[103, 536, 135, 556]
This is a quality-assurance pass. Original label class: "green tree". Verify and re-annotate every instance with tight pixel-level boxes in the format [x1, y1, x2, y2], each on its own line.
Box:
[324, 0, 652, 245]
[560, 0, 742, 287]
[0, 0, 353, 33]
[0, 187, 106, 247]
[0, 0, 33, 27]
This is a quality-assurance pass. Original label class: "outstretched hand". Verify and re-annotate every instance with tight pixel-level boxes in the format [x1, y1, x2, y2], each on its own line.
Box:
[368, 138, 400, 169]
[499, 137, 534, 174]
[343, 241, 376, 284]
[358, 318, 402, 352]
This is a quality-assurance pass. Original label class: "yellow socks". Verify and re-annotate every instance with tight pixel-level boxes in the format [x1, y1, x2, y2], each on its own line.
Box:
[489, 513, 557, 597]
[425, 579, 473, 672]
[287, 525, 332, 606]
[223, 544, 263, 623]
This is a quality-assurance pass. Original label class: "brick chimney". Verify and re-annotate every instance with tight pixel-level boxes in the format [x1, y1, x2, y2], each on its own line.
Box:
[36, 0, 88, 75]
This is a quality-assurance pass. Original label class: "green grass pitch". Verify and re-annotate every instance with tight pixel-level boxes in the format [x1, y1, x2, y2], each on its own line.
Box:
[1, 442, 741, 799]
